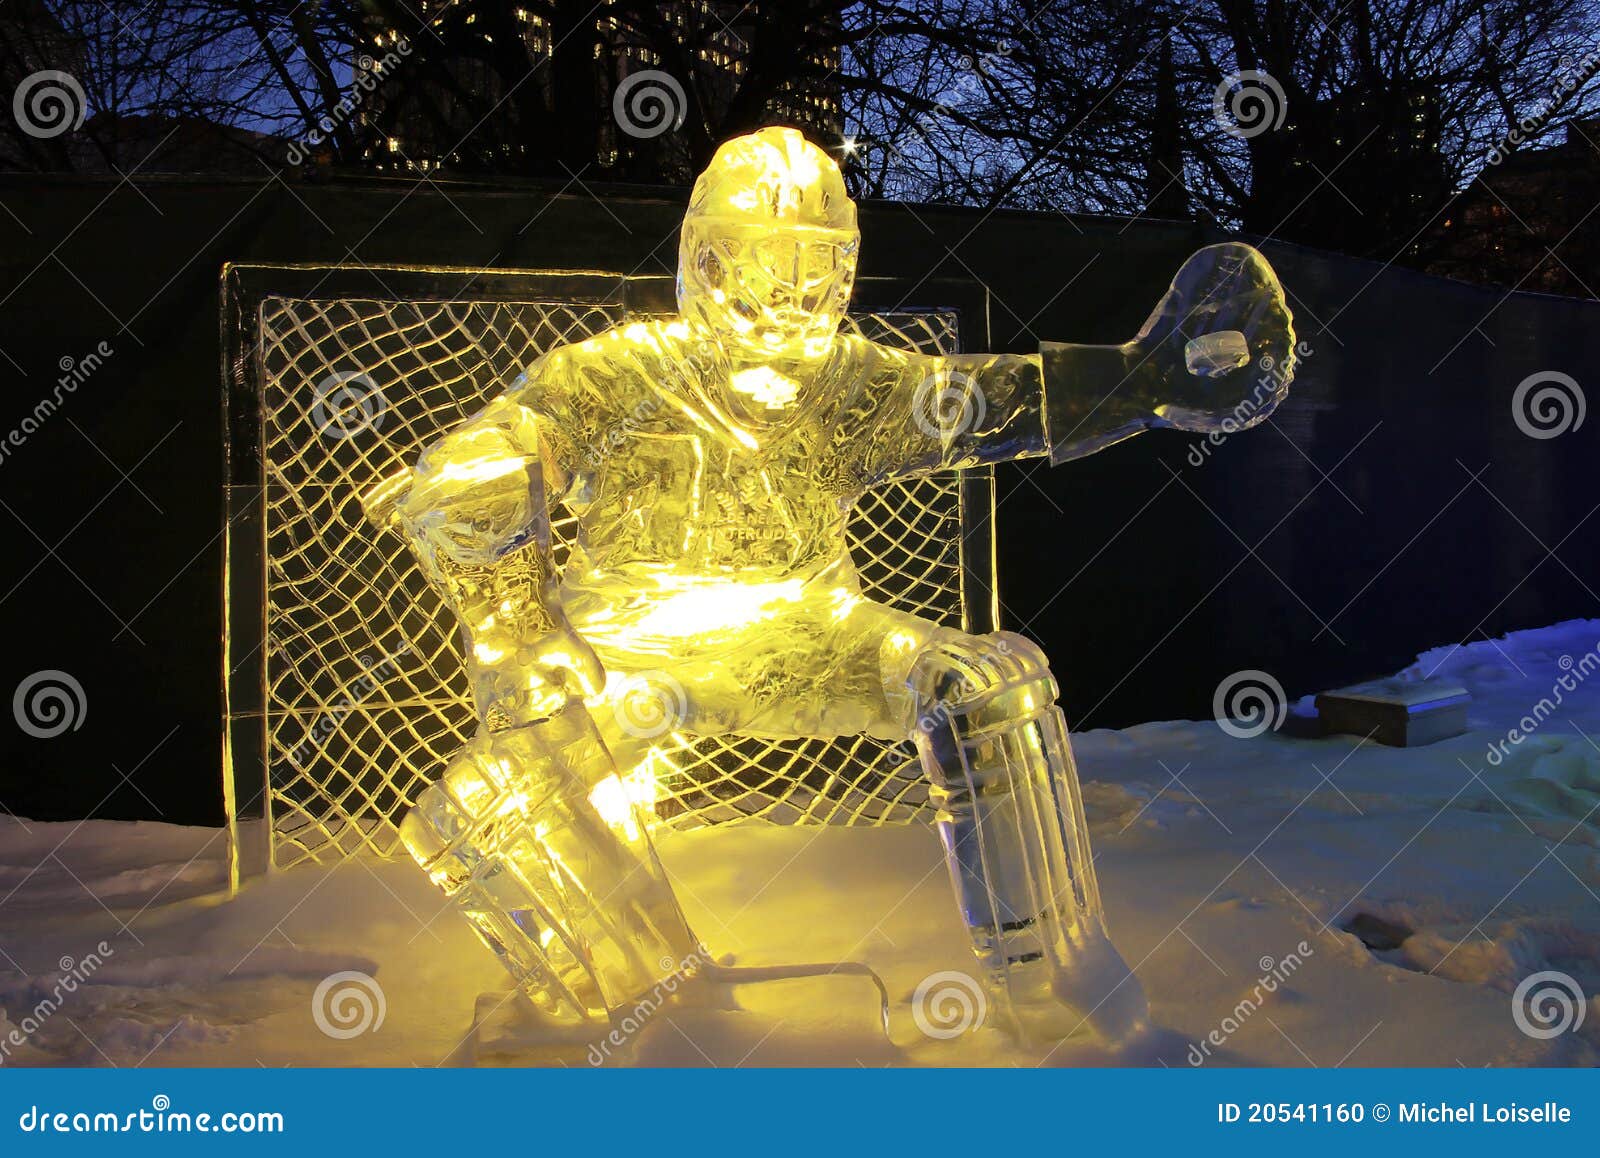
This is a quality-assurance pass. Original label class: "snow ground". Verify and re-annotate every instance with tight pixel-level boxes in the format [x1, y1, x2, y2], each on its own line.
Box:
[3, 621, 1599, 1067]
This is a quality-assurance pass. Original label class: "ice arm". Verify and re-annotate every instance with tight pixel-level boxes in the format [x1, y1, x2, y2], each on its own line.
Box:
[360, 396, 603, 729]
[861, 350, 1049, 485]
[863, 245, 1294, 482]
[1041, 243, 1298, 464]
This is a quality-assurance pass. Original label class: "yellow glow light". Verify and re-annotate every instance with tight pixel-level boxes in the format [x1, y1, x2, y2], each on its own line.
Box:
[622, 576, 805, 638]
[587, 765, 660, 842]
[829, 587, 863, 622]
[434, 456, 527, 486]
[587, 774, 641, 841]
[729, 366, 801, 408]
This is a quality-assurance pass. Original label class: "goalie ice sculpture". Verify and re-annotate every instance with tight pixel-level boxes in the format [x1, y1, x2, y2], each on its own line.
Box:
[363, 127, 1295, 1045]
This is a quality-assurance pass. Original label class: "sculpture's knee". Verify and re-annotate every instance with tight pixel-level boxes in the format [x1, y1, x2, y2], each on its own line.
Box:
[907, 630, 1058, 738]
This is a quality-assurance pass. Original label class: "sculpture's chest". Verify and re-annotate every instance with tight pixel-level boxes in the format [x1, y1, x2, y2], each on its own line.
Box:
[576, 420, 851, 570]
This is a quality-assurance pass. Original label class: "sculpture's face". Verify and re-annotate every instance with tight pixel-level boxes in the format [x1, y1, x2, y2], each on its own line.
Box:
[677, 128, 859, 396]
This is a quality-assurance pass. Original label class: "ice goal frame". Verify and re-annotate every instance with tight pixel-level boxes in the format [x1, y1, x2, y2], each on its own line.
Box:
[221, 263, 1000, 887]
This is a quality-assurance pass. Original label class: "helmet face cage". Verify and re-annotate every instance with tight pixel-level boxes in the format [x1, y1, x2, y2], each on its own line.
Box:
[679, 219, 858, 361]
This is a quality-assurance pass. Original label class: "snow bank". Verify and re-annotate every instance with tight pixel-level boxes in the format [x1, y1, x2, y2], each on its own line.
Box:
[2, 622, 1598, 1067]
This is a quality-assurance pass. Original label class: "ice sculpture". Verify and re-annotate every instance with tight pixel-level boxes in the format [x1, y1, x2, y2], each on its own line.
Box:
[362, 127, 1296, 1045]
